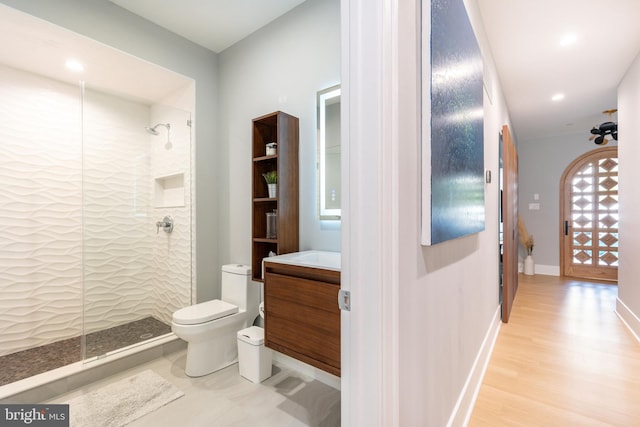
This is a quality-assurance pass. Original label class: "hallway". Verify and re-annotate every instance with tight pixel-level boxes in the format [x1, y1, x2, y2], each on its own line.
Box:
[469, 274, 640, 426]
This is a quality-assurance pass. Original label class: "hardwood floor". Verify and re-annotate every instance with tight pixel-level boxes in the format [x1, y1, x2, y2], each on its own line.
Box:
[469, 274, 640, 426]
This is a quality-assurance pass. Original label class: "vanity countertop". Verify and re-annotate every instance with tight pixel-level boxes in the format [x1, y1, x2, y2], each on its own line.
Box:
[263, 250, 340, 272]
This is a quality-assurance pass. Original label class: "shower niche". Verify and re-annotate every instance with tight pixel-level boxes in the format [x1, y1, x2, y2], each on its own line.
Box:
[154, 173, 185, 208]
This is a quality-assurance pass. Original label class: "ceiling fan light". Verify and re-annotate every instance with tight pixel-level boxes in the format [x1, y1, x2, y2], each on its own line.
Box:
[600, 121, 616, 132]
[588, 110, 618, 145]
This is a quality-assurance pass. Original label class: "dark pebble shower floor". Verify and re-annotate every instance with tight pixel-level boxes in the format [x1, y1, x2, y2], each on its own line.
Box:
[0, 317, 171, 387]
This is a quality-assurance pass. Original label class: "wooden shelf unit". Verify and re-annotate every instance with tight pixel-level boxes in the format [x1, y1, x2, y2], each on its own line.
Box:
[251, 111, 299, 282]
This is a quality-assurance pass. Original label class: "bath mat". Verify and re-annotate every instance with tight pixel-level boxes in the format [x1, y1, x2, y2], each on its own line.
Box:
[65, 369, 183, 427]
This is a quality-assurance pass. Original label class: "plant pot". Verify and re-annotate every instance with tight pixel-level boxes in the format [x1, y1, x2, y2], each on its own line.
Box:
[267, 183, 277, 198]
[524, 255, 535, 275]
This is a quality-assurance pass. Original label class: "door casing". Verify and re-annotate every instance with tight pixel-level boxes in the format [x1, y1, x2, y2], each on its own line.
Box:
[559, 146, 619, 281]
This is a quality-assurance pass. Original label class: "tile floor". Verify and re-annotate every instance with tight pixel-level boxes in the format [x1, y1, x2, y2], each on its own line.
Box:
[47, 348, 341, 426]
[0, 317, 171, 387]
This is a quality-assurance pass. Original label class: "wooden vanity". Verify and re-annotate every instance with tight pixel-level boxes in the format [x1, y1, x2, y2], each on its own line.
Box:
[262, 251, 341, 377]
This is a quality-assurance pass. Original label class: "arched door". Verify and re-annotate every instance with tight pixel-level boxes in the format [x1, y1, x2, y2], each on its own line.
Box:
[560, 146, 618, 281]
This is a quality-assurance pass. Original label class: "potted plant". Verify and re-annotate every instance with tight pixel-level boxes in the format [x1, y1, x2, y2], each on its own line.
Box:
[263, 171, 277, 198]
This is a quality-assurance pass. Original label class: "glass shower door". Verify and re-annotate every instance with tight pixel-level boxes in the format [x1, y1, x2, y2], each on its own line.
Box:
[81, 84, 192, 360]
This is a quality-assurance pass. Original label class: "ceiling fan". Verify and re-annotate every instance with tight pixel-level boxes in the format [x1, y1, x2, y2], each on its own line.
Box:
[589, 109, 618, 145]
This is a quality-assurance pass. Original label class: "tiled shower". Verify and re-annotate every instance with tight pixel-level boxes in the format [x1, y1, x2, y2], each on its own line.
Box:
[0, 56, 193, 385]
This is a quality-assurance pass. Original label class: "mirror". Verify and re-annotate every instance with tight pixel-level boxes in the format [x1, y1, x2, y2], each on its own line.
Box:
[317, 85, 341, 220]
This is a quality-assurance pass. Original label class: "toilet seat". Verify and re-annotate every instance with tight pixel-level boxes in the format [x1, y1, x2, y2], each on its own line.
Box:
[173, 299, 239, 325]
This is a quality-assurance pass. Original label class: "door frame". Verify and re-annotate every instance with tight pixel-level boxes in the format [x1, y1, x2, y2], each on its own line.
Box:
[559, 146, 619, 281]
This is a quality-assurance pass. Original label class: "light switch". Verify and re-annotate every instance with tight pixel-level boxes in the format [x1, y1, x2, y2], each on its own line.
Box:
[534, 193, 539, 201]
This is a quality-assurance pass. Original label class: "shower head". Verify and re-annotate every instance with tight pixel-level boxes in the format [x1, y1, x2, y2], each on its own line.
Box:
[145, 123, 173, 150]
[145, 123, 170, 135]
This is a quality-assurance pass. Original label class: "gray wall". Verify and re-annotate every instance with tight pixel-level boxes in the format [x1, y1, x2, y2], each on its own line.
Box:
[518, 131, 617, 269]
[0, 0, 220, 302]
[217, 0, 341, 268]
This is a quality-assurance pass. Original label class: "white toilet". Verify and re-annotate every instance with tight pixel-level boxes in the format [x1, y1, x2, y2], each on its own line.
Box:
[172, 264, 259, 377]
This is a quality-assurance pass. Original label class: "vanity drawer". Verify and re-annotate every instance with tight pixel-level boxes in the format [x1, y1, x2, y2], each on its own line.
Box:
[264, 271, 340, 376]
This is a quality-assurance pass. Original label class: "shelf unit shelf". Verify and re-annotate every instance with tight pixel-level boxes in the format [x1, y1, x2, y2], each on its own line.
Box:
[251, 111, 299, 282]
[254, 154, 278, 162]
[253, 238, 278, 244]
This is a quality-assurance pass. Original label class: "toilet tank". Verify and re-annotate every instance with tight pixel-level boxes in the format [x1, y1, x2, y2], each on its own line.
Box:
[221, 264, 254, 311]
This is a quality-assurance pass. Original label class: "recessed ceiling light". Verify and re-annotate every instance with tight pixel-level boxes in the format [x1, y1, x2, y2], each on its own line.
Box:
[65, 59, 84, 72]
[559, 34, 578, 47]
[552, 93, 565, 102]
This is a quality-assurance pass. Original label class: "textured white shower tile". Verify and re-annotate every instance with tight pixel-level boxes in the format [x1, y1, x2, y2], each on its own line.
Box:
[0, 65, 83, 356]
[0, 65, 192, 355]
[149, 105, 193, 323]
[151, 206, 192, 324]
[82, 89, 156, 331]
[81, 94, 192, 329]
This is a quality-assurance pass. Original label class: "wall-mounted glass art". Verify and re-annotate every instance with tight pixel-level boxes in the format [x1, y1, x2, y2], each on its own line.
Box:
[421, 0, 485, 245]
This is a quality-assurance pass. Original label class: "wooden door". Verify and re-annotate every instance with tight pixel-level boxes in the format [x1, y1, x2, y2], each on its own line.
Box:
[501, 125, 519, 323]
[560, 146, 618, 281]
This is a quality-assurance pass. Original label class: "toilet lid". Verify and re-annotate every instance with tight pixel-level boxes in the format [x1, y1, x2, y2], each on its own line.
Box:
[172, 299, 238, 325]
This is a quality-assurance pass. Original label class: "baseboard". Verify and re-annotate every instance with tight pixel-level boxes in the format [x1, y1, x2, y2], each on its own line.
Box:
[534, 264, 560, 276]
[615, 297, 640, 344]
[518, 263, 559, 276]
[447, 306, 501, 427]
[272, 352, 341, 391]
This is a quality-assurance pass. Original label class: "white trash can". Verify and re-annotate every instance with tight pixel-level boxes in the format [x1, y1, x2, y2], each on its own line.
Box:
[237, 326, 272, 383]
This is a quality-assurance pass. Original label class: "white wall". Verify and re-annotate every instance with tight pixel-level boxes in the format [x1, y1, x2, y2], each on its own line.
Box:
[217, 0, 341, 269]
[343, 0, 512, 424]
[617, 51, 640, 338]
[399, 0, 510, 423]
[0, 0, 219, 302]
